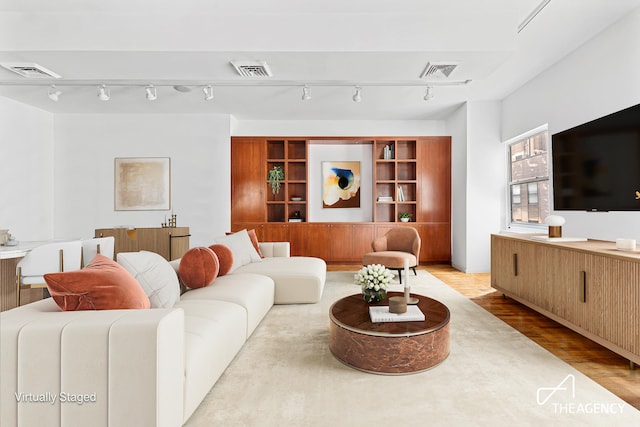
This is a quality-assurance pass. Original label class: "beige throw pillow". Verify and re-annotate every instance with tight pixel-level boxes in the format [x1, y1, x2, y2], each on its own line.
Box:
[214, 229, 262, 273]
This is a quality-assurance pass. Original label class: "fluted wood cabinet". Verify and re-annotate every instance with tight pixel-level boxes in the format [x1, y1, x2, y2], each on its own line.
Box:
[491, 233, 640, 365]
[231, 136, 451, 264]
[95, 227, 190, 261]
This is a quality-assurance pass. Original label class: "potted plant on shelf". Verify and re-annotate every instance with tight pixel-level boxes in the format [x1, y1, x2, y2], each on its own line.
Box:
[399, 212, 412, 222]
[267, 166, 285, 194]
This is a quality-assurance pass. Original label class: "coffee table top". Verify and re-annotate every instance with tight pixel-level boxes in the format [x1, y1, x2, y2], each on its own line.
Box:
[329, 292, 450, 337]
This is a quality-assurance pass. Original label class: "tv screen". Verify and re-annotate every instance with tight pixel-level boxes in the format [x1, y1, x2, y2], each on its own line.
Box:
[551, 103, 640, 211]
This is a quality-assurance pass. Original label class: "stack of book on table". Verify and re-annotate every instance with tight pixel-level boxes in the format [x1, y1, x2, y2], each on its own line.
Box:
[369, 305, 425, 322]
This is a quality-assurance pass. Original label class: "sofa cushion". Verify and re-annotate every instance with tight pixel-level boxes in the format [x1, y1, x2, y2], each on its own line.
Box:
[234, 256, 326, 304]
[117, 251, 181, 308]
[179, 247, 219, 289]
[180, 273, 274, 337]
[226, 229, 263, 258]
[214, 229, 261, 273]
[173, 299, 247, 421]
[44, 254, 150, 311]
[208, 244, 234, 276]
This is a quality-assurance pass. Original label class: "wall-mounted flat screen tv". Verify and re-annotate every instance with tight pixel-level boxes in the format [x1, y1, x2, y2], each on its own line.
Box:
[551, 103, 640, 211]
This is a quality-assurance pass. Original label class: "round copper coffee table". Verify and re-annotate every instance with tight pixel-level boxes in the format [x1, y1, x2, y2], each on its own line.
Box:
[329, 292, 450, 374]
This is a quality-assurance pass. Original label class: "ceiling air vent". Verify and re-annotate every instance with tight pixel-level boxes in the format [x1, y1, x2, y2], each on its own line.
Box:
[420, 62, 458, 79]
[230, 60, 273, 77]
[0, 62, 62, 79]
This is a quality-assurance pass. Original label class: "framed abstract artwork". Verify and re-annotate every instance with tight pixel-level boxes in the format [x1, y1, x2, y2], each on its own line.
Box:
[322, 161, 361, 208]
[114, 157, 171, 211]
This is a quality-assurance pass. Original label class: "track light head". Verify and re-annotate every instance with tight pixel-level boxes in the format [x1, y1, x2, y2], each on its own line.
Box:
[352, 86, 362, 103]
[423, 86, 434, 101]
[145, 85, 157, 101]
[301, 85, 311, 101]
[203, 85, 214, 101]
[47, 85, 61, 102]
[97, 84, 110, 101]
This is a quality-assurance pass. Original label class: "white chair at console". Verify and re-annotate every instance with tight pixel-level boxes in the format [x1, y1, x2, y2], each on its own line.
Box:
[81, 236, 115, 267]
[16, 240, 82, 306]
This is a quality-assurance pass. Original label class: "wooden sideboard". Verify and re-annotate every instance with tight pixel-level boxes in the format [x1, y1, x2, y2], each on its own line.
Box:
[491, 233, 640, 366]
[95, 227, 190, 261]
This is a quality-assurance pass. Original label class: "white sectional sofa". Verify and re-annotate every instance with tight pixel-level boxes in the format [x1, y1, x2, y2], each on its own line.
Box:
[1, 242, 326, 427]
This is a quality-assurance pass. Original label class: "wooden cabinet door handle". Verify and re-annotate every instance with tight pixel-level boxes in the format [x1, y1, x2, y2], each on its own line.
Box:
[513, 253, 518, 277]
[580, 271, 587, 303]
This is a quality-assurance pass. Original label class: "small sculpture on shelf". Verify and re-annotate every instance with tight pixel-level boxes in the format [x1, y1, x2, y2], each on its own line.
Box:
[162, 214, 177, 228]
[289, 210, 302, 223]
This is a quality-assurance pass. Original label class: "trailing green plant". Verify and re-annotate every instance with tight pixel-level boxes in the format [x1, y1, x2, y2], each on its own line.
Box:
[267, 166, 285, 194]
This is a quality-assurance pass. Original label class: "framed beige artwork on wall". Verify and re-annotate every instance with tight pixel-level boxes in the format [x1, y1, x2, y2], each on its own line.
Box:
[114, 157, 171, 211]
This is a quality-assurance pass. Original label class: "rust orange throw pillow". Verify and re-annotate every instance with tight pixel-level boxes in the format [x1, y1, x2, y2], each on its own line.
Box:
[179, 247, 219, 289]
[208, 244, 234, 276]
[225, 229, 263, 258]
[44, 254, 150, 311]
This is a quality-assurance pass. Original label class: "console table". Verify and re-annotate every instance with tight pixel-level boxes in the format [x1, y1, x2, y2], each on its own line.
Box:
[491, 233, 640, 367]
[95, 227, 190, 261]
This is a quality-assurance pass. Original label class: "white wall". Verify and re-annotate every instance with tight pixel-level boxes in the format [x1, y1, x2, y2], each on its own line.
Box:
[53, 114, 232, 247]
[502, 9, 640, 242]
[308, 144, 373, 222]
[232, 119, 446, 137]
[0, 97, 55, 241]
[465, 101, 503, 272]
[447, 104, 468, 272]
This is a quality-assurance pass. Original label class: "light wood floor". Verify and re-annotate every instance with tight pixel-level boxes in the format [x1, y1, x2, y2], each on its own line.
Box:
[328, 264, 640, 411]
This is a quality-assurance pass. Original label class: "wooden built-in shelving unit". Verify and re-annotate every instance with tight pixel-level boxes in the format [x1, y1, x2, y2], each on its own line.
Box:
[231, 136, 451, 264]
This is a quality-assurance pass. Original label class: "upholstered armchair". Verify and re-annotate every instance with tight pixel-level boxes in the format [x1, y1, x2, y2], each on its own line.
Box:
[362, 227, 421, 284]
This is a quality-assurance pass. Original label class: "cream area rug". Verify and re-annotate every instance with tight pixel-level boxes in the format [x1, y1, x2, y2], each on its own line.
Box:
[185, 271, 640, 426]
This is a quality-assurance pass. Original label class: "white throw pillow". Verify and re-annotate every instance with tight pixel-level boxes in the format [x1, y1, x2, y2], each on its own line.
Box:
[214, 229, 262, 273]
[117, 251, 181, 308]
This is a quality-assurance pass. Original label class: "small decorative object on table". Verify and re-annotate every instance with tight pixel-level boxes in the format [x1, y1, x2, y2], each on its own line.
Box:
[355, 264, 394, 303]
[544, 215, 565, 238]
[403, 259, 419, 305]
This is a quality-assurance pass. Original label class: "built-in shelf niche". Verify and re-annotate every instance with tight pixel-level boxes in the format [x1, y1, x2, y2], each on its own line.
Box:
[373, 139, 418, 222]
[266, 139, 307, 222]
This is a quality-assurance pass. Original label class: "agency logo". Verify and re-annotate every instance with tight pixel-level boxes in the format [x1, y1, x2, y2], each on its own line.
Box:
[537, 374, 575, 405]
[537, 374, 626, 415]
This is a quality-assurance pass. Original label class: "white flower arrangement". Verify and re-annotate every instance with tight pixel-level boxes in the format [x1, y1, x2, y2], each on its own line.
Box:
[355, 264, 395, 291]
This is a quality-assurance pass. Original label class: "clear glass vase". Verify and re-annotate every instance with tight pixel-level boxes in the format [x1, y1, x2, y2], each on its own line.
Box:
[362, 288, 387, 303]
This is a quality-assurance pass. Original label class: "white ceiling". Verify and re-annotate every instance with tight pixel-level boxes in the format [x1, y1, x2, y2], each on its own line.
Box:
[1, 0, 639, 120]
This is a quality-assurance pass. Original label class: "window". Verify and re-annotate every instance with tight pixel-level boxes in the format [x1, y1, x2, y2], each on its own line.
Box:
[508, 130, 550, 225]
